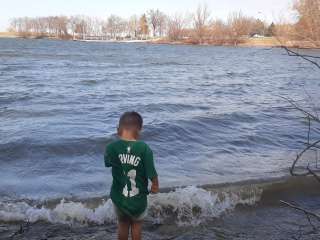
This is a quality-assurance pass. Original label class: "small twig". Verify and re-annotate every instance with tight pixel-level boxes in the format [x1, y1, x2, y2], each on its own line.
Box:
[305, 212, 317, 231]
[303, 86, 320, 119]
[279, 96, 320, 179]
[279, 96, 320, 123]
[284, 47, 320, 59]
[280, 200, 320, 222]
[307, 165, 320, 183]
[290, 139, 320, 176]
[307, 116, 311, 145]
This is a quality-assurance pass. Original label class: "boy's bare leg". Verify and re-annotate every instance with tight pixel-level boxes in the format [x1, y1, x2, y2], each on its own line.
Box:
[118, 220, 130, 240]
[131, 221, 142, 240]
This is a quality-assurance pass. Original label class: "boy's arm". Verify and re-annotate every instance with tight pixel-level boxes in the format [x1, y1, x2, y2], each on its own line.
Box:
[150, 176, 159, 194]
[144, 144, 159, 192]
[104, 145, 113, 167]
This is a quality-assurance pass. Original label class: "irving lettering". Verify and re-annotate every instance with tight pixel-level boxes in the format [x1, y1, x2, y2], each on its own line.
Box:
[118, 154, 141, 166]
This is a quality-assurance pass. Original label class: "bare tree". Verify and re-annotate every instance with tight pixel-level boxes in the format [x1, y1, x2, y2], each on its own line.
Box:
[250, 19, 267, 36]
[227, 11, 255, 45]
[6, 0, 319, 46]
[147, 9, 160, 37]
[106, 15, 125, 39]
[293, 0, 320, 46]
[147, 9, 167, 37]
[128, 15, 139, 39]
[209, 19, 230, 45]
[167, 13, 189, 41]
[158, 12, 167, 37]
[192, 4, 211, 44]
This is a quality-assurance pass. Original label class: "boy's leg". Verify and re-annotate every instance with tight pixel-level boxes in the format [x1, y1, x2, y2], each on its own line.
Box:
[118, 220, 130, 240]
[131, 221, 142, 240]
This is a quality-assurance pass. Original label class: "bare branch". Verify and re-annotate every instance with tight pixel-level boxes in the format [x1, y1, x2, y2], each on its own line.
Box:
[290, 139, 320, 176]
[280, 96, 320, 123]
[281, 46, 320, 69]
[307, 164, 320, 182]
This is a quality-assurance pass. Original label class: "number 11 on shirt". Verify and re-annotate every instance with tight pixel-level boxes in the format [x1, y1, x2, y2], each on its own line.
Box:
[122, 169, 139, 197]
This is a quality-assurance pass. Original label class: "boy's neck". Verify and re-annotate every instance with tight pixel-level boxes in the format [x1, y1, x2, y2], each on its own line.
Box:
[119, 131, 137, 141]
[120, 136, 137, 141]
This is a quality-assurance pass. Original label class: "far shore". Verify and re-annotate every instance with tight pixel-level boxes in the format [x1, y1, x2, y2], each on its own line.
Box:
[0, 32, 318, 49]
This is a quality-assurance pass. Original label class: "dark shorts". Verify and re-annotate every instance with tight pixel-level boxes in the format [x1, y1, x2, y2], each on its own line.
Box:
[113, 204, 147, 222]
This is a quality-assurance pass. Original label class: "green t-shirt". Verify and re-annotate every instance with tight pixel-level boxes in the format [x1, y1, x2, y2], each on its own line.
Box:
[104, 139, 157, 218]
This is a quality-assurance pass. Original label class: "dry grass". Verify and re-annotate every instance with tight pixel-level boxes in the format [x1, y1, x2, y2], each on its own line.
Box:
[0, 32, 19, 38]
[239, 37, 281, 47]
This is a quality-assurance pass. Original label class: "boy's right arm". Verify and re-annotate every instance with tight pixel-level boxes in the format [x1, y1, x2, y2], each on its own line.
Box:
[144, 144, 159, 193]
[150, 176, 159, 194]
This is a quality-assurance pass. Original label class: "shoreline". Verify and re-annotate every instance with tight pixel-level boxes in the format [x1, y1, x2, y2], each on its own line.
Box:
[1, 177, 319, 239]
[1, 33, 319, 49]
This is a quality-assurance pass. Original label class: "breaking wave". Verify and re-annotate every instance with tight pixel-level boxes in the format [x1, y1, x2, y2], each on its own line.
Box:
[0, 184, 262, 226]
[1, 176, 319, 226]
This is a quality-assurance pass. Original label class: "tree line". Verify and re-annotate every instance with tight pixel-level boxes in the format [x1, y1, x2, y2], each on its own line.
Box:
[8, 0, 320, 46]
[275, 0, 320, 47]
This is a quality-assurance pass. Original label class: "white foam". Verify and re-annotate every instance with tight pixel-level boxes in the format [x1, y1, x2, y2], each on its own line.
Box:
[0, 199, 116, 225]
[148, 185, 262, 225]
[0, 186, 262, 226]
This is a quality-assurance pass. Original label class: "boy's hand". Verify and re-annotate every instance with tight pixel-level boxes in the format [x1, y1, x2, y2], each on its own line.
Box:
[150, 177, 159, 194]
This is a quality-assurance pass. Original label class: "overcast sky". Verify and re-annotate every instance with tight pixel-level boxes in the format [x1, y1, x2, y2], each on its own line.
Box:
[0, 0, 294, 31]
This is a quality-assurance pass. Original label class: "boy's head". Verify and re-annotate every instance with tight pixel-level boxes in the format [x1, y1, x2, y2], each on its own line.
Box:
[118, 111, 143, 139]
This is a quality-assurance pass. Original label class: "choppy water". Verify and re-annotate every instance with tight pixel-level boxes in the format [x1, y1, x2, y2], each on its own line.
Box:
[0, 38, 320, 227]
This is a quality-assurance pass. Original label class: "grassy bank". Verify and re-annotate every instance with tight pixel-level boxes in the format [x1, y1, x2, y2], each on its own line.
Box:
[150, 37, 319, 48]
[1, 33, 318, 49]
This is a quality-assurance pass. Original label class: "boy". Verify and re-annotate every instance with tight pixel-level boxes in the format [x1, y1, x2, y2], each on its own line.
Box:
[104, 111, 159, 240]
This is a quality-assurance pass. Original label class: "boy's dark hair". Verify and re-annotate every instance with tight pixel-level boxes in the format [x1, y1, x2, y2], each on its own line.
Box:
[118, 111, 143, 131]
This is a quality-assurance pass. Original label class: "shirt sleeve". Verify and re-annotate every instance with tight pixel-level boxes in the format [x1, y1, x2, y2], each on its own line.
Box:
[104, 144, 114, 168]
[144, 144, 158, 180]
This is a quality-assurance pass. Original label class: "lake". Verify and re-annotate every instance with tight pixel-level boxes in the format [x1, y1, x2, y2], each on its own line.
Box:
[0, 39, 319, 235]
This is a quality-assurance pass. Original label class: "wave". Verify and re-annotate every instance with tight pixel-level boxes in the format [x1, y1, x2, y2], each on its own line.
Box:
[149, 61, 201, 66]
[0, 111, 279, 162]
[147, 185, 261, 226]
[0, 199, 116, 225]
[0, 136, 113, 162]
[0, 185, 261, 226]
[79, 79, 99, 85]
[136, 103, 210, 114]
[0, 176, 318, 226]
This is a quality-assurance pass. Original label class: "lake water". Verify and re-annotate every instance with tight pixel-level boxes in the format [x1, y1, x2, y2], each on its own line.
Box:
[0, 39, 319, 231]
